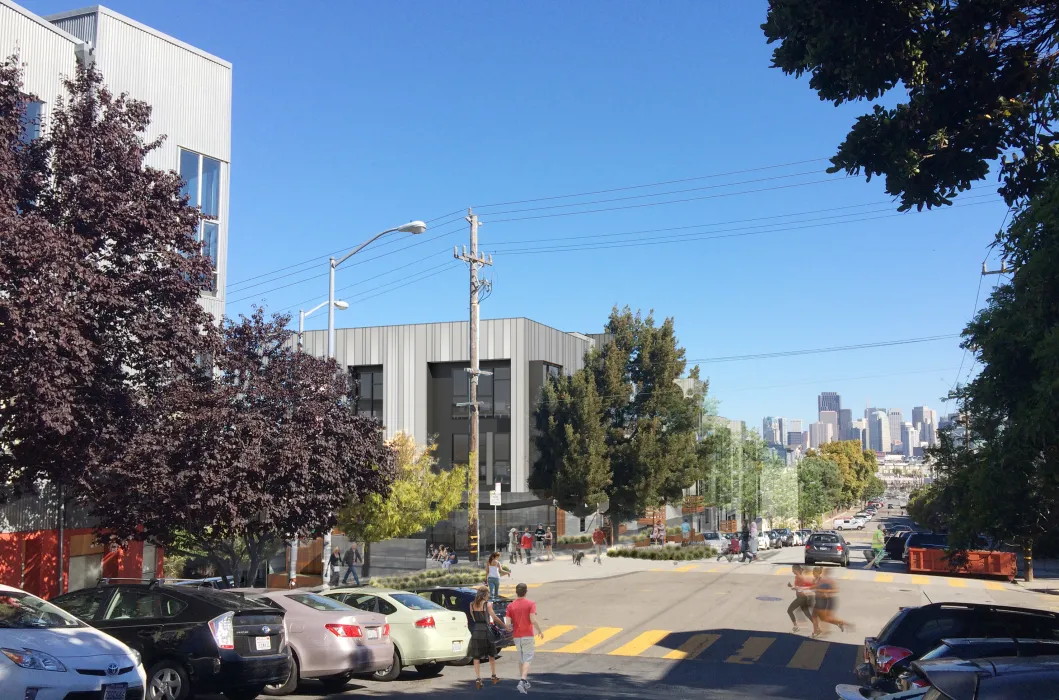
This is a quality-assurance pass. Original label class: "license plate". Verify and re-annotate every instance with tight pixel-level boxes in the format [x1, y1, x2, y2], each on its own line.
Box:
[366, 627, 379, 639]
[452, 641, 462, 652]
[255, 636, 271, 651]
[103, 684, 128, 700]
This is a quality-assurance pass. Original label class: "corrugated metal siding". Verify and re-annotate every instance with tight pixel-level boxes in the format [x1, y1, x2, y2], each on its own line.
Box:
[0, 2, 78, 116]
[0, 486, 97, 534]
[48, 11, 96, 44]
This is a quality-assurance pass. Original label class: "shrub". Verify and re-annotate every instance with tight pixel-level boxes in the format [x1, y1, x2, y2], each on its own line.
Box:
[605, 546, 716, 561]
[556, 535, 592, 545]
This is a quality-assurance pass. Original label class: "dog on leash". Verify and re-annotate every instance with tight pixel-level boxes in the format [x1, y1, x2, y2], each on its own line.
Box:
[572, 551, 585, 566]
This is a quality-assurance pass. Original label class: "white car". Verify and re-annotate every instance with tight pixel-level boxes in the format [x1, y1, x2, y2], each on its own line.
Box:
[833, 519, 864, 531]
[0, 584, 145, 700]
[757, 534, 771, 551]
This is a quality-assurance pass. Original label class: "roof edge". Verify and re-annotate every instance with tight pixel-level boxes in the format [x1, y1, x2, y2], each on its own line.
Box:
[1, 0, 83, 44]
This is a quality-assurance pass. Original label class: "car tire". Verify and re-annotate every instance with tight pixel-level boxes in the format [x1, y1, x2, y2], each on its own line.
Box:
[842, 556, 849, 568]
[147, 660, 191, 700]
[415, 662, 445, 678]
[373, 649, 402, 682]
[223, 686, 266, 700]
[318, 673, 355, 692]
[263, 655, 299, 696]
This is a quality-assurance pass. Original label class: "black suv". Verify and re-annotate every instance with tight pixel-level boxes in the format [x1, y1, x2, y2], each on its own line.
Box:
[898, 637, 1059, 690]
[52, 582, 290, 700]
[856, 602, 1059, 692]
[901, 532, 948, 564]
[804, 531, 849, 567]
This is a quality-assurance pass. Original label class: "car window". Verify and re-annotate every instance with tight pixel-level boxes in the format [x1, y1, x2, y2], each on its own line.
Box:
[377, 598, 398, 615]
[160, 596, 187, 618]
[286, 593, 356, 612]
[914, 610, 976, 644]
[390, 593, 444, 611]
[104, 590, 165, 620]
[989, 610, 1059, 640]
[427, 591, 445, 606]
[0, 591, 84, 629]
[809, 534, 839, 544]
[53, 588, 110, 621]
[344, 595, 379, 613]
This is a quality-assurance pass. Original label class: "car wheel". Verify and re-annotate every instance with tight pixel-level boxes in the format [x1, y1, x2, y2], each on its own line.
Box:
[147, 661, 191, 700]
[373, 649, 402, 682]
[223, 686, 266, 700]
[318, 673, 355, 692]
[263, 654, 299, 696]
[415, 662, 445, 678]
[842, 556, 849, 568]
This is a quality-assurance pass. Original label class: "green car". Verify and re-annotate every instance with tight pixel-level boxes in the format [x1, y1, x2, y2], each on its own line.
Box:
[324, 588, 471, 681]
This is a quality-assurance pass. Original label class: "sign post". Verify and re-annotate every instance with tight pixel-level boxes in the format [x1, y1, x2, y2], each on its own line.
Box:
[489, 483, 502, 554]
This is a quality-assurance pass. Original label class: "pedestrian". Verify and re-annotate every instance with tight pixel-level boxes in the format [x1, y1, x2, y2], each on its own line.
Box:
[328, 548, 342, 586]
[544, 527, 554, 560]
[591, 526, 606, 564]
[786, 564, 819, 635]
[869, 524, 885, 569]
[741, 528, 757, 563]
[469, 585, 507, 689]
[811, 567, 851, 635]
[521, 529, 534, 564]
[681, 519, 691, 547]
[342, 542, 362, 586]
[535, 523, 545, 554]
[653, 522, 664, 546]
[486, 551, 509, 598]
[504, 582, 544, 694]
[508, 528, 520, 564]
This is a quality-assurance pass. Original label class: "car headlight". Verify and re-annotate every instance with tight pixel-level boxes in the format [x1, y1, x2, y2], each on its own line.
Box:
[1, 648, 67, 672]
[130, 649, 142, 667]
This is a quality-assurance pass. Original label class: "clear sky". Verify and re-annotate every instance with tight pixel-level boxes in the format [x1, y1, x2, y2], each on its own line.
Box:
[25, 0, 1011, 427]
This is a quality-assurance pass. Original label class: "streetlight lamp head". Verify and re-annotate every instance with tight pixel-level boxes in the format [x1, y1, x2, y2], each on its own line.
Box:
[333, 300, 350, 310]
[398, 221, 427, 235]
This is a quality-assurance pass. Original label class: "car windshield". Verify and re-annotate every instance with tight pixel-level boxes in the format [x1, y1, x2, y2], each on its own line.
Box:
[0, 591, 83, 629]
[810, 534, 840, 544]
[286, 593, 357, 612]
[390, 593, 444, 611]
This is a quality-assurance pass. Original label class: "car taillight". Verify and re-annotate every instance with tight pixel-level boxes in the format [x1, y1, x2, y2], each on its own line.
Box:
[415, 616, 436, 629]
[325, 624, 362, 638]
[805, 544, 810, 550]
[836, 545, 843, 552]
[383, 623, 390, 636]
[876, 645, 913, 674]
[911, 678, 929, 688]
[208, 612, 235, 650]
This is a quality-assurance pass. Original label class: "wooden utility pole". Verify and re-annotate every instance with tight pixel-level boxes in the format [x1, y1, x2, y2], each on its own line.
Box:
[455, 208, 491, 564]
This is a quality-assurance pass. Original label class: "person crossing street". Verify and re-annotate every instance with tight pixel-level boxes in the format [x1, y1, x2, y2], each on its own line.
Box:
[869, 525, 886, 569]
[505, 582, 544, 694]
[592, 526, 606, 564]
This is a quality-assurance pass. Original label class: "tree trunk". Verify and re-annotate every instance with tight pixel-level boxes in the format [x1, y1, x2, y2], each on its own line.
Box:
[362, 541, 373, 580]
[1025, 539, 1034, 583]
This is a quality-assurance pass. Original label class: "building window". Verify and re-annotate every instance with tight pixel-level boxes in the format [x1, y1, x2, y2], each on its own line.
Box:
[452, 368, 469, 418]
[19, 99, 43, 143]
[452, 433, 469, 465]
[494, 366, 511, 416]
[179, 148, 222, 293]
[544, 363, 561, 382]
[478, 371, 493, 416]
[352, 367, 383, 420]
[493, 433, 511, 488]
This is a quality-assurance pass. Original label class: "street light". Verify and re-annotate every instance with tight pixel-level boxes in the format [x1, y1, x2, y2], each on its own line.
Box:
[327, 221, 427, 360]
[298, 299, 348, 353]
[320, 220, 426, 587]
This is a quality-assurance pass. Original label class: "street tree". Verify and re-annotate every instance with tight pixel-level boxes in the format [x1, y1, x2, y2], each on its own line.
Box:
[0, 58, 215, 509]
[815, 440, 880, 505]
[797, 454, 844, 527]
[763, 0, 1059, 211]
[761, 454, 799, 527]
[90, 309, 395, 582]
[337, 432, 470, 578]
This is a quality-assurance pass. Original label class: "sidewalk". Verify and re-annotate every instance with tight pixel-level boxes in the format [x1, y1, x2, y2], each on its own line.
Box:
[1010, 558, 1059, 595]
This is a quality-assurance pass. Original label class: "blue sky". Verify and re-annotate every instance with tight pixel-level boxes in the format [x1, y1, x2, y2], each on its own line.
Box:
[27, 0, 1011, 428]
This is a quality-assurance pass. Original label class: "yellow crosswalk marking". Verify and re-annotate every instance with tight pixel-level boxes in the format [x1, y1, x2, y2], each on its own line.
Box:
[664, 633, 720, 660]
[538, 625, 576, 645]
[774, 566, 793, 576]
[552, 627, 622, 654]
[787, 640, 829, 670]
[947, 578, 968, 588]
[701, 566, 719, 573]
[910, 575, 931, 585]
[673, 564, 699, 572]
[984, 581, 1006, 591]
[609, 630, 671, 657]
[874, 573, 894, 583]
[726, 636, 775, 664]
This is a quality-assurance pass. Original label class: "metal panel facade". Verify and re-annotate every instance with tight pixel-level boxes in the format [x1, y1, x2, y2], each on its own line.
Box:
[0, 0, 78, 112]
[45, 8, 95, 44]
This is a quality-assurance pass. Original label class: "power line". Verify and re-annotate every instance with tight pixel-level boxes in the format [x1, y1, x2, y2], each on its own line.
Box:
[473, 157, 829, 208]
[688, 334, 961, 364]
[724, 367, 961, 393]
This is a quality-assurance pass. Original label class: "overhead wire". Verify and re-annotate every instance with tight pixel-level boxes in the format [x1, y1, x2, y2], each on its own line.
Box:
[687, 334, 961, 364]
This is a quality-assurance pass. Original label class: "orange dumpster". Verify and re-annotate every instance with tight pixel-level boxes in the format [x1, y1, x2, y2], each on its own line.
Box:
[908, 548, 1016, 581]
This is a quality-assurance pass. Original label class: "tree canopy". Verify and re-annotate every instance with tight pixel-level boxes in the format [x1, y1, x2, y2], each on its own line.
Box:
[814, 440, 880, 506]
[763, 0, 1059, 210]
[797, 454, 844, 527]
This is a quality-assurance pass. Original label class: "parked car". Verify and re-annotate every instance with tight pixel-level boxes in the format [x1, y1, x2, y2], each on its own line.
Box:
[229, 589, 393, 696]
[796, 529, 812, 544]
[912, 656, 1059, 699]
[897, 637, 1059, 690]
[766, 531, 783, 548]
[884, 531, 913, 561]
[902, 532, 949, 564]
[855, 511, 871, 521]
[411, 586, 514, 659]
[51, 582, 289, 700]
[701, 530, 724, 550]
[804, 531, 849, 567]
[834, 519, 863, 531]
[855, 602, 1059, 692]
[324, 588, 470, 681]
[0, 584, 146, 700]
[772, 528, 793, 546]
[757, 534, 771, 551]
[835, 685, 926, 700]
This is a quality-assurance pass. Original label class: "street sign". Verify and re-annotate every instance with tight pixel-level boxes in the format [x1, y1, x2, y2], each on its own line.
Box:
[489, 490, 501, 507]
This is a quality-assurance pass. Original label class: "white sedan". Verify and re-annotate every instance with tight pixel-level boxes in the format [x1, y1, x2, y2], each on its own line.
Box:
[0, 584, 145, 700]
[757, 534, 771, 551]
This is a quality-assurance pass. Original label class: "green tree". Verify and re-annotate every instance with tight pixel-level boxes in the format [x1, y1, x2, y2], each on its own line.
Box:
[864, 475, 887, 501]
[797, 454, 844, 527]
[338, 433, 470, 578]
[763, 0, 1059, 211]
[761, 454, 799, 527]
[815, 440, 879, 505]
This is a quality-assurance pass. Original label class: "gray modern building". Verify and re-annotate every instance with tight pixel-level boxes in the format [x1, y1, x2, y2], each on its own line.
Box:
[838, 408, 853, 441]
[888, 409, 905, 454]
[819, 410, 839, 444]
[818, 391, 841, 416]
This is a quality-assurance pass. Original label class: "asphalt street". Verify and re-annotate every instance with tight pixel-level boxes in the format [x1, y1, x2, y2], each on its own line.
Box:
[219, 509, 1058, 700]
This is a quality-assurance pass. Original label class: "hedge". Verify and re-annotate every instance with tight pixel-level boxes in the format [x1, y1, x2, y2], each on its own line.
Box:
[606, 546, 717, 561]
[556, 535, 592, 545]
[366, 566, 486, 591]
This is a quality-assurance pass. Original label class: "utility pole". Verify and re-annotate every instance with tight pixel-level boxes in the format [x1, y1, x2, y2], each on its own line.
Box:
[455, 208, 492, 564]
[981, 261, 1012, 276]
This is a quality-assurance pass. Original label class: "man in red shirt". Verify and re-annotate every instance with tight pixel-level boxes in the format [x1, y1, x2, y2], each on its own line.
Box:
[521, 529, 534, 564]
[592, 527, 607, 564]
[504, 582, 544, 694]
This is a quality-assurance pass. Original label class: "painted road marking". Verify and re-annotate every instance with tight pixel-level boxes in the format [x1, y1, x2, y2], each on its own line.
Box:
[774, 566, 793, 576]
[947, 578, 968, 588]
[874, 573, 894, 583]
[609, 630, 671, 657]
[538, 625, 576, 645]
[787, 640, 829, 671]
[984, 581, 1006, 591]
[726, 636, 775, 664]
[910, 575, 931, 585]
[673, 564, 700, 572]
[552, 627, 622, 654]
[664, 633, 720, 660]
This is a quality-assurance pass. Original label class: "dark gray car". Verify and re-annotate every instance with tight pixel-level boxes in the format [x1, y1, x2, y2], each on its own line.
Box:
[913, 656, 1059, 699]
[803, 531, 849, 567]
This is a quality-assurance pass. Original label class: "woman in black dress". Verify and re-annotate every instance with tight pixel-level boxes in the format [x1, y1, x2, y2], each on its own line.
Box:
[469, 585, 507, 688]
